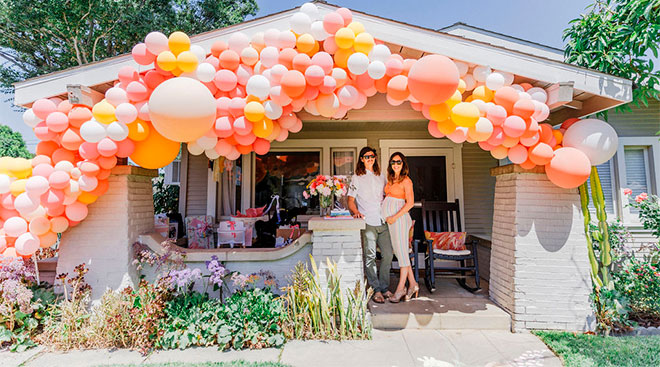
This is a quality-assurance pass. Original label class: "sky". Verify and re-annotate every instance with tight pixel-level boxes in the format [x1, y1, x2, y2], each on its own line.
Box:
[1, 0, 594, 152]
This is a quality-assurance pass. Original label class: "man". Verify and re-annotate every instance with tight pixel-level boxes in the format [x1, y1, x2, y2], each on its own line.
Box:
[347, 146, 393, 303]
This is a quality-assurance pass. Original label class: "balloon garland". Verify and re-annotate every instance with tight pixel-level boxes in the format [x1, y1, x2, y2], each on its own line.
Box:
[0, 3, 619, 259]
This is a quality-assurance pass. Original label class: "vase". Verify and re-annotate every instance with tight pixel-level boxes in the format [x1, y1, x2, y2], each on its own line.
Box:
[319, 194, 333, 217]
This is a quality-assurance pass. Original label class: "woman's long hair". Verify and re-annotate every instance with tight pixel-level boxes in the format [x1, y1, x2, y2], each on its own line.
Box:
[355, 146, 380, 176]
[387, 152, 409, 184]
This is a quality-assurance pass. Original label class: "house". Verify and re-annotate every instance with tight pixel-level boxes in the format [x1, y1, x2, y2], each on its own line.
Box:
[11, 2, 643, 332]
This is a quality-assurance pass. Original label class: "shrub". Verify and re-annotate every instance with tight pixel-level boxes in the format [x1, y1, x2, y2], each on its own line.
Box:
[614, 255, 660, 324]
[282, 256, 372, 340]
[624, 192, 660, 238]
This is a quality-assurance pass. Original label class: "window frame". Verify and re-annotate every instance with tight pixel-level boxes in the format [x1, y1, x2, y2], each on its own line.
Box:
[164, 159, 181, 185]
[615, 137, 660, 225]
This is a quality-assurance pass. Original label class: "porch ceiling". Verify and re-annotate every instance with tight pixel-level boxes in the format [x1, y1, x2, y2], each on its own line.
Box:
[13, 1, 632, 123]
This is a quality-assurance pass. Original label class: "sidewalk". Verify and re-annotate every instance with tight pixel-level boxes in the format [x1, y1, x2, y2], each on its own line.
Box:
[1, 329, 562, 367]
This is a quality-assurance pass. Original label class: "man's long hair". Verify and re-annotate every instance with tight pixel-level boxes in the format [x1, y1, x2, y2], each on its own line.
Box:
[355, 146, 380, 176]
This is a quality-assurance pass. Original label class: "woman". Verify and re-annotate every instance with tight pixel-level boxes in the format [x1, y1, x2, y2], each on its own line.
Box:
[382, 152, 419, 303]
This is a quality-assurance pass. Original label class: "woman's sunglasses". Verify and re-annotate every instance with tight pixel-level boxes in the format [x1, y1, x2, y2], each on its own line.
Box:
[362, 154, 376, 160]
[390, 159, 403, 165]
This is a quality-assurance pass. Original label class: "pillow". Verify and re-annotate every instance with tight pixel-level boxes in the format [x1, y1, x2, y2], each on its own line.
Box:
[424, 231, 467, 251]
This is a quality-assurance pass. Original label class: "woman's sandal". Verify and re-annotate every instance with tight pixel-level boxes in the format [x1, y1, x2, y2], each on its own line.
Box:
[405, 284, 419, 302]
[389, 288, 407, 303]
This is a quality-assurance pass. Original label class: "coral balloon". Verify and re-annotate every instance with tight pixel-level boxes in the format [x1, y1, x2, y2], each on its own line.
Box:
[529, 142, 554, 165]
[545, 147, 591, 189]
[280, 70, 307, 98]
[407, 55, 459, 105]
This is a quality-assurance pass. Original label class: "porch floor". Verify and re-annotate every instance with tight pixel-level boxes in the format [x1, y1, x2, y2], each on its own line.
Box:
[369, 276, 511, 330]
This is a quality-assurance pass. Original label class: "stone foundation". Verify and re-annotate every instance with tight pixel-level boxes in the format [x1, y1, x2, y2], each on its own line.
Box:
[489, 165, 593, 331]
[56, 166, 157, 300]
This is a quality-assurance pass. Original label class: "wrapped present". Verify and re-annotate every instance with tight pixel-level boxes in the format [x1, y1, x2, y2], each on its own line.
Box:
[185, 215, 215, 249]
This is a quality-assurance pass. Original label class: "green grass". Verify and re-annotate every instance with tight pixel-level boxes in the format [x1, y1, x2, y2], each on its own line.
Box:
[534, 330, 660, 367]
[105, 361, 290, 367]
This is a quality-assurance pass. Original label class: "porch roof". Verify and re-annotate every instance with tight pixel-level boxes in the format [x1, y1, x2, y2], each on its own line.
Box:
[13, 1, 632, 122]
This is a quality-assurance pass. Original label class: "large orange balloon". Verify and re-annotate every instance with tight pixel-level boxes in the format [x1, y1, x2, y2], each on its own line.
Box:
[407, 55, 459, 105]
[545, 147, 590, 189]
[130, 128, 180, 169]
[149, 77, 217, 142]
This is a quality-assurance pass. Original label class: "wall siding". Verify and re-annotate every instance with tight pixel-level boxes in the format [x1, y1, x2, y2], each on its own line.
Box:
[185, 153, 209, 217]
[606, 100, 660, 137]
[462, 143, 497, 238]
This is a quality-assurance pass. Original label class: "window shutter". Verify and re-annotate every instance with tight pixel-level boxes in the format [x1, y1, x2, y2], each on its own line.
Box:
[587, 162, 615, 215]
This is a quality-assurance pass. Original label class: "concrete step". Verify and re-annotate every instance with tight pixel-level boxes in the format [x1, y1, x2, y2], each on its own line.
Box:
[369, 280, 511, 330]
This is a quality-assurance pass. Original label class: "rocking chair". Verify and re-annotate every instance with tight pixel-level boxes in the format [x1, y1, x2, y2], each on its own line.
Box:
[415, 199, 481, 293]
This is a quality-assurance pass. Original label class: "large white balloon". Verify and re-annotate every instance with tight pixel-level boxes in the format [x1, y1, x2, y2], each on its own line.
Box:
[310, 21, 328, 41]
[563, 119, 619, 166]
[80, 119, 107, 143]
[22, 109, 42, 128]
[485, 72, 505, 91]
[246, 75, 271, 100]
[196, 63, 217, 83]
[300, 2, 320, 20]
[347, 52, 369, 75]
[106, 121, 129, 141]
[0, 174, 11, 194]
[290, 12, 312, 35]
[367, 61, 386, 80]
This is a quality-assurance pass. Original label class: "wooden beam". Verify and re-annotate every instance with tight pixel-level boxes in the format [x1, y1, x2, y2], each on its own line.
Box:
[67, 84, 104, 107]
[546, 82, 574, 110]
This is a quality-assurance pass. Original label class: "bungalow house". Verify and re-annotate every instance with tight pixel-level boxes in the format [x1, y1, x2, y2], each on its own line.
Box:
[12, 2, 651, 332]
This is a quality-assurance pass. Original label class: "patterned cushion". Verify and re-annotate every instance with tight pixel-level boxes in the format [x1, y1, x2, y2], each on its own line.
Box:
[424, 231, 467, 251]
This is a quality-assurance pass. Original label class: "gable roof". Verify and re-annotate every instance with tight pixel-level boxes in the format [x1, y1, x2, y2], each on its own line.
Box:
[13, 1, 632, 121]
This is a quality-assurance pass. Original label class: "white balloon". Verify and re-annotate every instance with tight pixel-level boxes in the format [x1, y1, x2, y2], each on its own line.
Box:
[22, 109, 42, 128]
[367, 61, 386, 80]
[4, 217, 27, 237]
[463, 74, 476, 91]
[187, 141, 204, 155]
[496, 71, 514, 86]
[145, 32, 169, 55]
[246, 75, 271, 100]
[15, 232, 39, 256]
[260, 46, 279, 68]
[80, 119, 107, 143]
[78, 175, 98, 192]
[347, 52, 370, 75]
[205, 148, 221, 160]
[115, 103, 138, 124]
[105, 87, 129, 107]
[264, 100, 283, 120]
[563, 119, 619, 165]
[70, 168, 82, 180]
[527, 87, 548, 103]
[310, 21, 329, 41]
[300, 2, 320, 20]
[228, 32, 250, 53]
[532, 100, 550, 122]
[290, 12, 312, 35]
[263, 29, 281, 48]
[196, 63, 217, 83]
[518, 92, 532, 100]
[0, 174, 11, 194]
[54, 161, 74, 173]
[278, 30, 297, 49]
[196, 134, 218, 150]
[485, 72, 505, 91]
[190, 44, 207, 63]
[473, 65, 491, 82]
[14, 192, 39, 215]
[304, 100, 320, 116]
[106, 121, 129, 141]
[270, 64, 288, 83]
[368, 44, 391, 63]
[510, 84, 525, 93]
[453, 61, 469, 77]
[471, 99, 488, 115]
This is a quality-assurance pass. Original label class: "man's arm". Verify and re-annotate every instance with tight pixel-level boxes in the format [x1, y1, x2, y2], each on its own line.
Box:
[347, 196, 363, 218]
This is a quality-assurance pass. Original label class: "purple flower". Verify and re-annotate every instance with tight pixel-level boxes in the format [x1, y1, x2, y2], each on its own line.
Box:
[206, 256, 229, 287]
[168, 268, 202, 289]
[1, 279, 34, 313]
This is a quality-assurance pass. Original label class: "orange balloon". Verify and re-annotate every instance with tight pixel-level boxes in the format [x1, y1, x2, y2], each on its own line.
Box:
[36, 141, 59, 157]
[552, 129, 563, 145]
[472, 85, 494, 102]
[545, 147, 590, 188]
[333, 48, 353, 69]
[236, 144, 253, 154]
[77, 191, 98, 204]
[529, 142, 554, 165]
[128, 119, 150, 141]
[407, 55, 459, 105]
[437, 119, 457, 135]
[219, 49, 240, 70]
[513, 99, 535, 119]
[493, 86, 520, 114]
[280, 70, 307, 98]
[519, 158, 537, 170]
[130, 128, 180, 169]
[61, 129, 83, 151]
[387, 75, 409, 101]
[68, 107, 93, 128]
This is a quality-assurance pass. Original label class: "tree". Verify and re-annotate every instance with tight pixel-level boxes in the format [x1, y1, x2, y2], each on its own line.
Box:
[0, 124, 31, 158]
[0, 0, 258, 87]
[563, 0, 660, 113]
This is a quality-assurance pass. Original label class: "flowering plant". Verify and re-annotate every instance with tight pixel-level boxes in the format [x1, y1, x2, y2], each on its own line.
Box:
[303, 175, 348, 201]
[624, 189, 660, 238]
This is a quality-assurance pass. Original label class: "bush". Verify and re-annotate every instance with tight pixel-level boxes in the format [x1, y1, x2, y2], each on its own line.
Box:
[153, 174, 179, 215]
[614, 255, 660, 324]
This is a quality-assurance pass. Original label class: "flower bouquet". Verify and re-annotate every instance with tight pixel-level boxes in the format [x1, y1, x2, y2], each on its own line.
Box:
[303, 175, 348, 216]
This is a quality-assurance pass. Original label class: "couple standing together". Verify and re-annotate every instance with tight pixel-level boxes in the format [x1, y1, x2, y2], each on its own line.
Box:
[347, 147, 419, 304]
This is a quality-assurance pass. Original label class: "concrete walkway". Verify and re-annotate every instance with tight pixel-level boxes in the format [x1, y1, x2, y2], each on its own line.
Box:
[1, 330, 562, 367]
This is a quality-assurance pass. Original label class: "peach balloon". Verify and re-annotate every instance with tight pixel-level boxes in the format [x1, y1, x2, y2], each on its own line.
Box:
[529, 142, 554, 165]
[65, 202, 88, 222]
[39, 231, 58, 248]
[387, 75, 409, 101]
[513, 98, 536, 119]
[281, 70, 307, 98]
[252, 138, 271, 155]
[468, 117, 494, 142]
[61, 129, 84, 151]
[493, 86, 519, 114]
[149, 77, 217, 142]
[407, 55, 459, 105]
[502, 116, 527, 138]
[545, 147, 591, 189]
[490, 145, 509, 160]
[50, 216, 69, 233]
[29, 216, 51, 236]
[507, 144, 528, 164]
[520, 159, 537, 170]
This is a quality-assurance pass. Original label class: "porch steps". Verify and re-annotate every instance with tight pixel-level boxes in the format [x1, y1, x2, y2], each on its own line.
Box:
[36, 257, 58, 285]
[369, 279, 511, 330]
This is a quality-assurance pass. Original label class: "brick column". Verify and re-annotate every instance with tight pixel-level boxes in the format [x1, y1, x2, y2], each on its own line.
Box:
[489, 165, 593, 331]
[56, 166, 158, 301]
[308, 218, 365, 294]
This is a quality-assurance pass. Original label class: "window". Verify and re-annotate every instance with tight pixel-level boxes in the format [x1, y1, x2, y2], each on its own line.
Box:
[164, 159, 181, 185]
[254, 151, 321, 212]
[615, 138, 659, 224]
[624, 147, 651, 213]
[332, 148, 356, 176]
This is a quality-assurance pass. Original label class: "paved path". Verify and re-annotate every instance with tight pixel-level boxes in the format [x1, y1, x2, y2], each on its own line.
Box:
[1, 330, 562, 367]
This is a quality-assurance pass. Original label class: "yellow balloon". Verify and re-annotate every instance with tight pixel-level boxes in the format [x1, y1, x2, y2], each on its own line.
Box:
[176, 51, 198, 73]
[128, 119, 150, 141]
[9, 179, 27, 196]
[429, 103, 450, 122]
[253, 118, 274, 139]
[451, 102, 480, 128]
[333, 47, 353, 69]
[334, 27, 355, 49]
[304, 40, 320, 57]
[353, 32, 374, 54]
[168, 31, 191, 55]
[457, 79, 466, 94]
[446, 90, 463, 109]
[130, 128, 180, 170]
[437, 119, 457, 135]
[77, 191, 98, 204]
[347, 22, 365, 35]
[92, 100, 116, 124]
[244, 101, 265, 122]
[157, 51, 177, 71]
[0, 156, 11, 174]
[472, 85, 494, 102]
[171, 67, 183, 76]
[8, 158, 32, 179]
[296, 33, 316, 53]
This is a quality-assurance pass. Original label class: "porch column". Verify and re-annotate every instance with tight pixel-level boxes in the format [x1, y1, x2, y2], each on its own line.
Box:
[56, 166, 157, 301]
[308, 217, 366, 294]
[489, 165, 593, 331]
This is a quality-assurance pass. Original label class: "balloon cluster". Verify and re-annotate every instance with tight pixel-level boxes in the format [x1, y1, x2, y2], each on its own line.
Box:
[3, 3, 620, 258]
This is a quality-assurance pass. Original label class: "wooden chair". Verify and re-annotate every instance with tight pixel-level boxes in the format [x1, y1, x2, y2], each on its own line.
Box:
[414, 199, 481, 293]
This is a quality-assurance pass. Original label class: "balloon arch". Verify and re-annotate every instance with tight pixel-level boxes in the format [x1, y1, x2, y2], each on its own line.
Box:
[0, 3, 618, 258]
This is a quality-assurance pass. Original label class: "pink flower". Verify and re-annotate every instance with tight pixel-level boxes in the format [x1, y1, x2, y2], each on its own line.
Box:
[623, 188, 633, 196]
[303, 191, 310, 199]
[635, 192, 648, 203]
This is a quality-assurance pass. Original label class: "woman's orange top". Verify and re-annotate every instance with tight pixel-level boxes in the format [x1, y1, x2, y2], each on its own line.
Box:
[385, 178, 408, 199]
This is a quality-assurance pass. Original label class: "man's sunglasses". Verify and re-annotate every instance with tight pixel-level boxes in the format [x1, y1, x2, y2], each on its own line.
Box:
[362, 154, 376, 159]
[390, 160, 403, 165]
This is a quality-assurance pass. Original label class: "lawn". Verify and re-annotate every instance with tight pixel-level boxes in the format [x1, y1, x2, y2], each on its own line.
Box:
[105, 361, 290, 367]
[534, 331, 660, 367]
